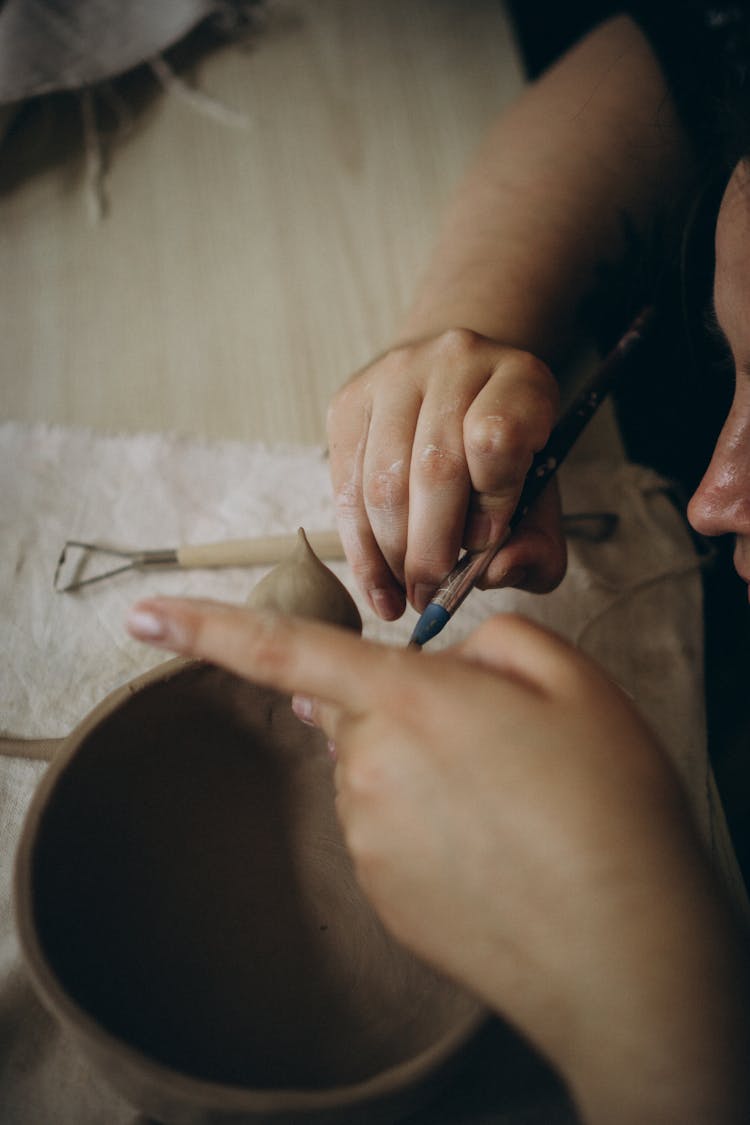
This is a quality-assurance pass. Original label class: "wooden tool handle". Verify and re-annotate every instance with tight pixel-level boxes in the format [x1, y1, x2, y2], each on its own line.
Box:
[176, 529, 345, 569]
[0, 737, 65, 762]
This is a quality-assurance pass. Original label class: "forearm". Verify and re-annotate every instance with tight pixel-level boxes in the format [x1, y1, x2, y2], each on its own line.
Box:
[568, 881, 749, 1122]
[399, 15, 694, 364]
[484, 816, 750, 1125]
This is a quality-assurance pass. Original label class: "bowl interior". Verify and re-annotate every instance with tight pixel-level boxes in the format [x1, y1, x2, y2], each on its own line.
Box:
[27, 663, 478, 1091]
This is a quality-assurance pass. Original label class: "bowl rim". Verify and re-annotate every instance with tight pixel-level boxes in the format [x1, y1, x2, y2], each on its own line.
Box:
[13, 656, 488, 1112]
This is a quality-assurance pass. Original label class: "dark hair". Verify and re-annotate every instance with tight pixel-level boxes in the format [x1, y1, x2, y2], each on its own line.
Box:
[706, 6, 750, 171]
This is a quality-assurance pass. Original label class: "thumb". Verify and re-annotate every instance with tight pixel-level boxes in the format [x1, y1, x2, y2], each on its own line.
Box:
[454, 612, 588, 698]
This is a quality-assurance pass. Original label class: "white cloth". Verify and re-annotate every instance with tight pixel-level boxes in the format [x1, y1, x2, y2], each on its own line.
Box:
[0, 417, 716, 817]
[0, 417, 743, 1123]
[0, 1, 257, 103]
[2, 421, 343, 740]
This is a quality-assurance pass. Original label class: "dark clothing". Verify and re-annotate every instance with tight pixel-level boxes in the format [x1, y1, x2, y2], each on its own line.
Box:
[506, 2, 750, 163]
[506, 1, 750, 882]
[504, 0, 748, 486]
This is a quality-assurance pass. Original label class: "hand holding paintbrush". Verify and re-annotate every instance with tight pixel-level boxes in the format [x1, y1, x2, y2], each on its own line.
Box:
[55, 309, 650, 604]
[409, 306, 655, 647]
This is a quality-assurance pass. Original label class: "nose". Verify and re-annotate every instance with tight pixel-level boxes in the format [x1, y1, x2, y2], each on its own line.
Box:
[687, 402, 750, 538]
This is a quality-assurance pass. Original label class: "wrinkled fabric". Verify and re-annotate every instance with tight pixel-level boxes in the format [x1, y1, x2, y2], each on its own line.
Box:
[0, 0, 256, 103]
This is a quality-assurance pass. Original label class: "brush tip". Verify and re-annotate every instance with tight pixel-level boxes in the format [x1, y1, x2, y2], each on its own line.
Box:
[408, 603, 450, 648]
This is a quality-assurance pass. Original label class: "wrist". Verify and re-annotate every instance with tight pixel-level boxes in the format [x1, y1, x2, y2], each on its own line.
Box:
[547, 859, 750, 1124]
[466, 795, 749, 1125]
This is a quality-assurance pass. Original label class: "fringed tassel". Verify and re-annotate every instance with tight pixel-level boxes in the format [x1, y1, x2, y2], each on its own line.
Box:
[149, 54, 249, 130]
[79, 87, 109, 223]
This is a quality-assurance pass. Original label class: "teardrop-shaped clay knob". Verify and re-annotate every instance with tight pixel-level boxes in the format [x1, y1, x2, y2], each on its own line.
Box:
[247, 528, 362, 634]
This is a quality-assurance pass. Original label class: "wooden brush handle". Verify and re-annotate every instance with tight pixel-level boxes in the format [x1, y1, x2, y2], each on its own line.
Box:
[176, 529, 345, 569]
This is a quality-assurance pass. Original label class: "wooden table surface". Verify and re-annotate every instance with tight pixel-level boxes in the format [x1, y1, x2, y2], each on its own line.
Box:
[0, 0, 524, 446]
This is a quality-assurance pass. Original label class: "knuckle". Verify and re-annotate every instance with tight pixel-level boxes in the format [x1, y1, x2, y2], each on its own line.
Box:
[484, 350, 559, 428]
[414, 442, 465, 487]
[464, 356, 558, 481]
[364, 463, 409, 513]
[360, 343, 420, 384]
[433, 326, 483, 360]
[380, 328, 485, 383]
[465, 411, 516, 459]
[333, 478, 363, 520]
[515, 356, 559, 428]
[465, 411, 532, 474]
[379, 344, 416, 376]
[327, 380, 365, 428]
[505, 349, 556, 393]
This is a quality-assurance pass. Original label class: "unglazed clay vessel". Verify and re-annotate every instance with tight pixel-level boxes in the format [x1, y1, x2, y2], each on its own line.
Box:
[14, 540, 486, 1124]
[246, 527, 362, 632]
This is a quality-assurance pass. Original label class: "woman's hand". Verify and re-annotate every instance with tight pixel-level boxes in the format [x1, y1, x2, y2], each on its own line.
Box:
[327, 329, 566, 620]
[126, 598, 748, 1123]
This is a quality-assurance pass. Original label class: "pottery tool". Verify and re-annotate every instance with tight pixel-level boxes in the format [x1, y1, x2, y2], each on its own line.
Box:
[53, 517, 615, 594]
[409, 305, 656, 648]
[54, 529, 345, 592]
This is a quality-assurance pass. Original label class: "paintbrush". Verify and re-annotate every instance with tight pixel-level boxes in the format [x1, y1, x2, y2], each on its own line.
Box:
[408, 305, 655, 648]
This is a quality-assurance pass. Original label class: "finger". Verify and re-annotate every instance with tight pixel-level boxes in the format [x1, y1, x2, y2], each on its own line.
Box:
[404, 425, 470, 612]
[477, 482, 567, 593]
[463, 353, 558, 549]
[404, 346, 499, 607]
[126, 597, 414, 716]
[327, 380, 406, 621]
[361, 372, 421, 591]
[454, 611, 583, 697]
[401, 330, 500, 609]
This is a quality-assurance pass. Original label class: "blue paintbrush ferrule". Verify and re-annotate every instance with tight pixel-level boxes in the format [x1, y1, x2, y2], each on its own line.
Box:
[408, 603, 451, 648]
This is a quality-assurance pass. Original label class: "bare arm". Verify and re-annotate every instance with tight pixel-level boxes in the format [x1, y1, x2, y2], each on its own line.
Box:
[399, 15, 692, 354]
[327, 15, 695, 618]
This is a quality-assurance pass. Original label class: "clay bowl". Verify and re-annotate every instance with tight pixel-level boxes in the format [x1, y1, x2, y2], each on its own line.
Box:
[14, 656, 486, 1124]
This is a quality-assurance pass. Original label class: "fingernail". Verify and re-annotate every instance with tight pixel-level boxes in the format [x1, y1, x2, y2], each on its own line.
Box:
[370, 587, 404, 620]
[413, 583, 435, 613]
[126, 603, 189, 648]
[291, 694, 315, 725]
[127, 606, 168, 641]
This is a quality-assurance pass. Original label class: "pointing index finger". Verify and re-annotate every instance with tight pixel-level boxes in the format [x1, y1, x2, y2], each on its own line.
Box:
[127, 597, 397, 714]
